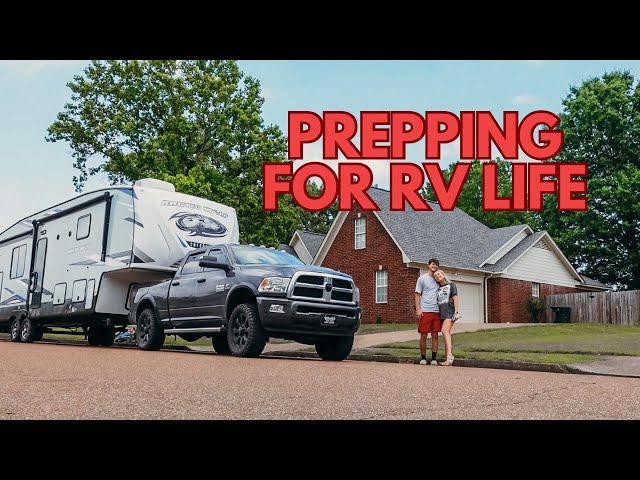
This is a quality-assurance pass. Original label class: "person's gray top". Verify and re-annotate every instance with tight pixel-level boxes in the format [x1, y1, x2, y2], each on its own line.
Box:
[415, 274, 439, 312]
[436, 282, 458, 320]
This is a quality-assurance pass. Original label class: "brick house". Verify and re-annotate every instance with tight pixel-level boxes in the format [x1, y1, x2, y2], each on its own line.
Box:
[290, 187, 608, 324]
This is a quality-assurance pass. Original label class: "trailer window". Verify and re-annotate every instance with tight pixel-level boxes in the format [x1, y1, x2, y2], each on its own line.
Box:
[10, 244, 27, 279]
[77, 214, 91, 240]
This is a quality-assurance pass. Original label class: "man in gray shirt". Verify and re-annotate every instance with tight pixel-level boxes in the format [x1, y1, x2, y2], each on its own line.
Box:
[414, 258, 442, 365]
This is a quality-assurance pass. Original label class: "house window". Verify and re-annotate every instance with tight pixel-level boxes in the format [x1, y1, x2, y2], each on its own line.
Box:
[10, 244, 27, 279]
[375, 270, 388, 304]
[532, 282, 540, 297]
[77, 214, 91, 240]
[355, 217, 366, 250]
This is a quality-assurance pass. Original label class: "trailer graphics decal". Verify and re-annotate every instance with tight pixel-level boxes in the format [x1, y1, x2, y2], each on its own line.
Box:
[170, 212, 227, 238]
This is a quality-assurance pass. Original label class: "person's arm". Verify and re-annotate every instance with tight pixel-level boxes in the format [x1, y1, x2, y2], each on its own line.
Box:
[415, 292, 421, 319]
[452, 294, 460, 320]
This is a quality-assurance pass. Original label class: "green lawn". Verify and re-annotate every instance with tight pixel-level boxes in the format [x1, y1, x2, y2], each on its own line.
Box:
[356, 323, 416, 335]
[367, 323, 640, 364]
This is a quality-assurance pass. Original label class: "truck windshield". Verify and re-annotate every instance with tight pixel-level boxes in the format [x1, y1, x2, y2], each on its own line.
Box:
[230, 246, 305, 266]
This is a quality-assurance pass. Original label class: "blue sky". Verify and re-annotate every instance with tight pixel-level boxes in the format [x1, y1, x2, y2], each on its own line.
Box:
[1, 59, 640, 232]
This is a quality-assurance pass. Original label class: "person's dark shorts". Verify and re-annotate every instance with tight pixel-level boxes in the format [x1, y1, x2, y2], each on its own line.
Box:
[418, 312, 443, 334]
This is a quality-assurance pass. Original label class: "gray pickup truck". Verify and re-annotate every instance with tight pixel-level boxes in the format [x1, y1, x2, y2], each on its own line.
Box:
[128, 244, 361, 360]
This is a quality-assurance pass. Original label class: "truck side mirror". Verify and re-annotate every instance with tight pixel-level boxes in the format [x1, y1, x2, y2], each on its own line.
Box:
[199, 256, 231, 273]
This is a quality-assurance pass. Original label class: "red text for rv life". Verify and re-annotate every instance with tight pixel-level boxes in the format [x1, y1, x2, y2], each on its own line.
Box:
[263, 111, 588, 212]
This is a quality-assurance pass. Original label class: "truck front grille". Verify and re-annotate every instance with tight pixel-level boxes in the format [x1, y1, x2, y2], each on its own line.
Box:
[290, 272, 355, 304]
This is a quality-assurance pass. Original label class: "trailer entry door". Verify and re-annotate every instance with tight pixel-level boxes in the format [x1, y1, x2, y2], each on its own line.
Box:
[30, 238, 48, 308]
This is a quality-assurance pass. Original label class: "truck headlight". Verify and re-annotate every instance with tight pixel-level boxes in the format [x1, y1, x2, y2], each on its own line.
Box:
[354, 285, 360, 303]
[258, 277, 291, 294]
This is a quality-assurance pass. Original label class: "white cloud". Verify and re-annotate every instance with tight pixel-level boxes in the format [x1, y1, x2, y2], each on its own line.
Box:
[261, 86, 273, 100]
[0, 60, 84, 75]
[512, 94, 535, 105]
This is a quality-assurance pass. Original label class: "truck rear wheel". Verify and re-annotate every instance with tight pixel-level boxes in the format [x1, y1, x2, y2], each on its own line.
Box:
[227, 303, 266, 358]
[136, 308, 165, 351]
[315, 335, 354, 361]
[10, 318, 22, 342]
[211, 333, 230, 355]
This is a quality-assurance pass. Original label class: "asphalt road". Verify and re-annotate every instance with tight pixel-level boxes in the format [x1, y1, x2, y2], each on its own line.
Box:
[1, 341, 639, 420]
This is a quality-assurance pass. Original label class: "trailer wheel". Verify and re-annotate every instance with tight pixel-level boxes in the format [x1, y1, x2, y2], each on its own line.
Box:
[10, 318, 22, 342]
[99, 327, 116, 347]
[211, 333, 231, 355]
[33, 327, 44, 342]
[136, 308, 165, 351]
[227, 302, 266, 358]
[315, 335, 354, 361]
[87, 327, 101, 346]
[19, 317, 38, 343]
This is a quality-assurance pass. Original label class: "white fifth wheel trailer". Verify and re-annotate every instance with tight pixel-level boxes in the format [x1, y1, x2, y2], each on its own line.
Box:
[0, 178, 239, 345]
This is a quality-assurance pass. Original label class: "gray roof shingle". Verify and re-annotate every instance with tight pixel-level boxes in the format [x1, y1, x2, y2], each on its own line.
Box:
[368, 187, 529, 271]
[296, 230, 326, 258]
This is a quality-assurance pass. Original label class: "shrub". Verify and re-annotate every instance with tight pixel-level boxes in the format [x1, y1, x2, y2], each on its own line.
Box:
[526, 296, 546, 323]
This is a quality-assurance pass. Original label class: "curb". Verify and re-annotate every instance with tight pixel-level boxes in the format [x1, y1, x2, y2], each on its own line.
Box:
[262, 350, 573, 373]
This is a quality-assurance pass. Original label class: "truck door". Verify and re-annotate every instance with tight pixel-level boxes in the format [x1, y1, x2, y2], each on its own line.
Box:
[167, 251, 204, 326]
[193, 247, 229, 324]
[29, 237, 48, 310]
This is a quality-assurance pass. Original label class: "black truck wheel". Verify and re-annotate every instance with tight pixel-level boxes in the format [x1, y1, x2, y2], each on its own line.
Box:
[211, 333, 231, 355]
[10, 318, 22, 342]
[227, 303, 266, 358]
[136, 308, 165, 351]
[19, 317, 38, 343]
[315, 335, 354, 361]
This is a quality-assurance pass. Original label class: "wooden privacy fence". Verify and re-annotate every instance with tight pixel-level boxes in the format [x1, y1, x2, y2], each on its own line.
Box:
[545, 290, 640, 325]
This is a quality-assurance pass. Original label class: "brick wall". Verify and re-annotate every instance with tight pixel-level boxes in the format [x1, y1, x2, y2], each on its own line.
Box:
[321, 209, 419, 324]
[487, 277, 580, 323]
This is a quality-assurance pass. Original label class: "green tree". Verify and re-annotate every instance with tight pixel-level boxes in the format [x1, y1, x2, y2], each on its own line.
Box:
[422, 159, 535, 229]
[534, 71, 640, 290]
[46, 60, 318, 246]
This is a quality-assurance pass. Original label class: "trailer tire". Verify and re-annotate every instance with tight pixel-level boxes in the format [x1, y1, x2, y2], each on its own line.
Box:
[10, 318, 22, 342]
[19, 317, 38, 343]
[87, 327, 101, 346]
[211, 333, 231, 355]
[315, 335, 354, 361]
[99, 327, 116, 347]
[136, 308, 165, 351]
[33, 327, 44, 342]
[227, 302, 266, 358]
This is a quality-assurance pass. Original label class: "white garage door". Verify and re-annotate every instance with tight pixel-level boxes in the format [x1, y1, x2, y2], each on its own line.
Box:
[452, 281, 482, 323]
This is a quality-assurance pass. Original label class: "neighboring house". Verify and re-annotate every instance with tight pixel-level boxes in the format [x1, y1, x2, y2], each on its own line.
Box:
[309, 187, 608, 324]
[289, 230, 326, 265]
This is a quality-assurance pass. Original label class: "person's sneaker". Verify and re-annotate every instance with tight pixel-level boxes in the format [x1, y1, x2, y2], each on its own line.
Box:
[419, 359, 427, 365]
[430, 359, 438, 366]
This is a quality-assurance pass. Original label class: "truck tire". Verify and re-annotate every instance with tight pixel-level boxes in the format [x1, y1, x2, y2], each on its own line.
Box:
[10, 318, 22, 342]
[19, 317, 38, 343]
[99, 327, 116, 347]
[227, 303, 266, 358]
[211, 333, 230, 355]
[315, 335, 354, 361]
[136, 308, 165, 351]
